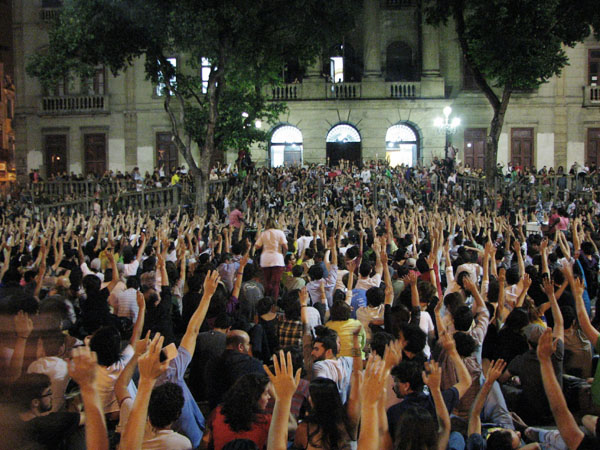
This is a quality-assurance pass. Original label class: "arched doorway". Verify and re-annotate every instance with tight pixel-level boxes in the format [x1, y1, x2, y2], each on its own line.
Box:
[270, 125, 303, 167]
[385, 123, 419, 167]
[326, 124, 362, 167]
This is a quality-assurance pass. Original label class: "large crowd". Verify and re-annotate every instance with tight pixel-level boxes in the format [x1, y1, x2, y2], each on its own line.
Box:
[1, 159, 600, 450]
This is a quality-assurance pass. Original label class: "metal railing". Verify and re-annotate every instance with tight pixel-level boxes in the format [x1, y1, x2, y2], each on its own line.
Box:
[41, 95, 109, 114]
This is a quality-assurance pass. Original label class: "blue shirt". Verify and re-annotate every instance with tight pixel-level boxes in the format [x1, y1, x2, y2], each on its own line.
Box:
[350, 289, 367, 319]
[156, 346, 205, 447]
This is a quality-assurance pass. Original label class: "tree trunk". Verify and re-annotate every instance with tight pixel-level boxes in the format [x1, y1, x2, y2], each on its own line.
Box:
[485, 88, 512, 191]
[193, 169, 207, 216]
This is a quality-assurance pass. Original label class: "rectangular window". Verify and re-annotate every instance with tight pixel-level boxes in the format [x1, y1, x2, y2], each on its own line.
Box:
[201, 57, 211, 94]
[156, 132, 179, 176]
[589, 49, 600, 86]
[587, 128, 600, 167]
[84, 133, 107, 175]
[43, 134, 68, 178]
[330, 57, 344, 83]
[82, 66, 105, 95]
[511, 128, 534, 170]
[156, 57, 177, 96]
[463, 128, 486, 170]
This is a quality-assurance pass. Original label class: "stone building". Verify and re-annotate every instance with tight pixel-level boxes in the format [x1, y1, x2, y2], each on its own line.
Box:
[1, 0, 15, 181]
[11, 0, 600, 179]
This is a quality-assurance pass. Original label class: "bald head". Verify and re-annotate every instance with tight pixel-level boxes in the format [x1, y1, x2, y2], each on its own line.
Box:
[226, 330, 251, 355]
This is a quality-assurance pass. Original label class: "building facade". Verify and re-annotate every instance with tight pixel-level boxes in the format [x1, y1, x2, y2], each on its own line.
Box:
[11, 0, 600, 180]
[1, 0, 15, 180]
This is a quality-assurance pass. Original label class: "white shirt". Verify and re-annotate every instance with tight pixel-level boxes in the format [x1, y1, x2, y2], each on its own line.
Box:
[122, 260, 140, 277]
[355, 273, 382, 291]
[96, 344, 136, 413]
[419, 311, 435, 358]
[112, 288, 140, 322]
[356, 304, 385, 342]
[142, 425, 192, 450]
[296, 235, 313, 257]
[256, 229, 287, 267]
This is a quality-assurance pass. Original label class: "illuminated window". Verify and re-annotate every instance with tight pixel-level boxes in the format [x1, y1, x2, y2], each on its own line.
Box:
[201, 58, 211, 94]
[330, 56, 344, 83]
[156, 57, 177, 96]
[326, 124, 361, 143]
[385, 123, 419, 167]
[270, 125, 303, 168]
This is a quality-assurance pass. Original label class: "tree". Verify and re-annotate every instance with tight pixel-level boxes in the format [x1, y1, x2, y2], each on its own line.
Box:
[28, 0, 359, 213]
[424, 0, 600, 186]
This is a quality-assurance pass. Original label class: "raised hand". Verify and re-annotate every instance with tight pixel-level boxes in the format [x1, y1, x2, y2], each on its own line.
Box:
[422, 360, 442, 392]
[299, 286, 309, 306]
[536, 327, 557, 361]
[14, 311, 33, 339]
[541, 277, 555, 298]
[202, 270, 221, 298]
[485, 359, 507, 384]
[68, 346, 99, 389]
[263, 350, 301, 402]
[138, 333, 169, 381]
[383, 339, 403, 371]
[360, 355, 388, 407]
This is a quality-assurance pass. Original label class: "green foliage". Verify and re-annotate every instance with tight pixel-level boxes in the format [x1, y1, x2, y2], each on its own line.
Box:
[424, 0, 599, 91]
[28, 0, 360, 160]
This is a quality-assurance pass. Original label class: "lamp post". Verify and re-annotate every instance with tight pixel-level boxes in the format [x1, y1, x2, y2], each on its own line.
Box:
[434, 106, 461, 160]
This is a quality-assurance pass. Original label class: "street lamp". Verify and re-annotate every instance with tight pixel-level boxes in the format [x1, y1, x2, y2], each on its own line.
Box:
[434, 106, 461, 160]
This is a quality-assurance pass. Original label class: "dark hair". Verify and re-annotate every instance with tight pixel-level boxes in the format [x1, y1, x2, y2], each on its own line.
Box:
[214, 312, 233, 329]
[486, 430, 514, 450]
[40, 330, 65, 356]
[308, 264, 323, 281]
[148, 382, 184, 429]
[291, 265, 304, 278]
[453, 331, 477, 357]
[453, 305, 474, 331]
[126, 276, 140, 289]
[399, 323, 426, 355]
[330, 300, 351, 321]
[370, 332, 394, 357]
[506, 267, 520, 286]
[89, 326, 122, 366]
[359, 262, 372, 277]
[503, 308, 529, 331]
[391, 360, 424, 392]
[443, 292, 465, 317]
[282, 290, 301, 321]
[256, 296, 274, 316]
[366, 287, 385, 307]
[222, 440, 259, 450]
[305, 378, 351, 450]
[221, 373, 270, 432]
[394, 406, 437, 450]
[314, 325, 338, 356]
[11, 373, 51, 411]
[561, 305, 576, 328]
[82, 274, 101, 294]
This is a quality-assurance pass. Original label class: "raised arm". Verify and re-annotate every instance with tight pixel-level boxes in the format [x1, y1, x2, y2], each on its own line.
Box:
[468, 359, 507, 436]
[120, 334, 169, 450]
[68, 347, 108, 450]
[542, 278, 564, 341]
[265, 351, 301, 450]
[538, 328, 585, 450]
[180, 270, 220, 355]
[128, 290, 146, 347]
[423, 360, 450, 450]
[440, 332, 472, 398]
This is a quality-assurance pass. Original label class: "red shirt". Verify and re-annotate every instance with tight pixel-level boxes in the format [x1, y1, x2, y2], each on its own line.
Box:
[209, 406, 271, 450]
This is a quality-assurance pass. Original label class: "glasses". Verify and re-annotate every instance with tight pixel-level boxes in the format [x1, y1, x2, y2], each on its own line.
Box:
[40, 390, 53, 398]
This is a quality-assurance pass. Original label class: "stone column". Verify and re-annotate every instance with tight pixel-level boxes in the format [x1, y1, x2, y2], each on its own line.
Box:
[124, 65, 138, 168]
[306, 55, 322, 79]
[420, 9, 444, 97]
[363, 0, 381, 79]
[421, 21, 440, 77]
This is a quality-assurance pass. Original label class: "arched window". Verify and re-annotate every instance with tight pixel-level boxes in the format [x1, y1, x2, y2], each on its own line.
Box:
[270, 125, 303, 167]
[386, 41, 415, 81]
[326, 124, 362, 167]
[326, 124, 361, 143]
[385, 123, 419, 167]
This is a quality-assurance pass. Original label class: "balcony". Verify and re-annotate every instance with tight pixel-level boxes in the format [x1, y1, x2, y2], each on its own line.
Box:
[270, 84, 302, 100]
[388, 81, 420, 98]
[584, 86, 600, 107]
[40, 95, 109, 115]
[40, 7, 61, 22]
[327, 82, 362, 99]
